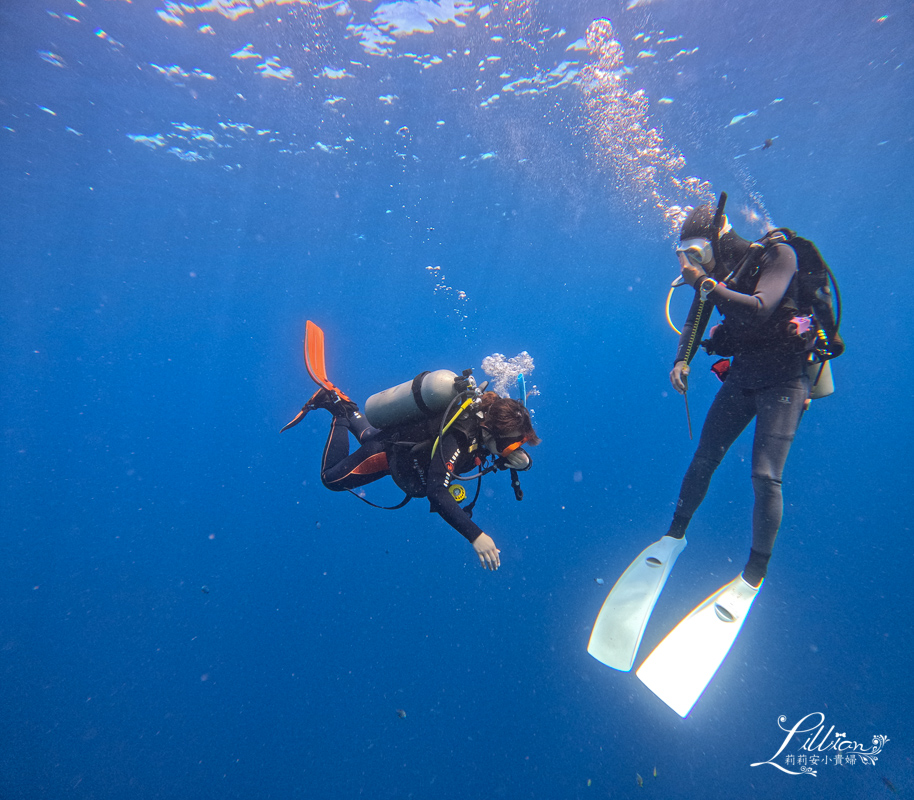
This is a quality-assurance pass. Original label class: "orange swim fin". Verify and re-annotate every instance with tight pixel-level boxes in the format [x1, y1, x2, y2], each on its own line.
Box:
[280, 324, 351, 433]
[280, 406, 308, 433]
[304, 320, 350, 400]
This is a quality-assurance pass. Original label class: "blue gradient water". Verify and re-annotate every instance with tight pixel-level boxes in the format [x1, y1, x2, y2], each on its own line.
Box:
[2, 1, 911, 798]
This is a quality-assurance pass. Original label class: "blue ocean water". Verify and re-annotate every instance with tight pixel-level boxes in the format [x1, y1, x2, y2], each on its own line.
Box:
[2, 0, 912, 798]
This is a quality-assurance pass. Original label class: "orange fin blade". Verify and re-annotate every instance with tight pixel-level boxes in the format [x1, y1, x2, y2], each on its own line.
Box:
[303, 320, 350, 401]
[280, 406, 308, 433]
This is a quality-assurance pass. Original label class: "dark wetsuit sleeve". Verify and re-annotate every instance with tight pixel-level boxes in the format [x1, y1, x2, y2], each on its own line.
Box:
[711, 244, 797, 321]
[674, 292, 713, 365]
[426, 431, 484, 543]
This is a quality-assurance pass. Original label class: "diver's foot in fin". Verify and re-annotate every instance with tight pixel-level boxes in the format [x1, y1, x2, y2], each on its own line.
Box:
[280, 387, 359, 433]
[588, 535, 687, 672]
[282, 321, 356, 434]
[635, 573, 761, 717]
[304, 387, 358, 417]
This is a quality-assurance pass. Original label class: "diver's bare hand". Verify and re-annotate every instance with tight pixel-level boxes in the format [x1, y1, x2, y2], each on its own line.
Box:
[473, 534, 501, 571]
[670, 360, 690, 395]
[680, 261, 706, 287]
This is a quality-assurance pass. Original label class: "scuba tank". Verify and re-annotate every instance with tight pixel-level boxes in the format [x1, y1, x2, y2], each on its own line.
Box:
[364, 369, 468, 429]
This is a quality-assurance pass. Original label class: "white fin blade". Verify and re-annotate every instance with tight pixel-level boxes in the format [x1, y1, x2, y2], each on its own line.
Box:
[636, 573, 760, 717]
[587, 536, 687, 671]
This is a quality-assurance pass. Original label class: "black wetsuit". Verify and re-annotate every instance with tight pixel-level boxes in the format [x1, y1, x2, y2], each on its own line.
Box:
[320, 408, 488, 543]
[668, 242, 810, 585]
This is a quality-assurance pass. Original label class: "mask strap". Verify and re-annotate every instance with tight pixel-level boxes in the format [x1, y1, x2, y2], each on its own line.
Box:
[499, 435, 530, 456]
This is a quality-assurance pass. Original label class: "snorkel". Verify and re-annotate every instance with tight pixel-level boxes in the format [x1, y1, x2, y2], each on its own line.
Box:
[708, 191, 728, 276]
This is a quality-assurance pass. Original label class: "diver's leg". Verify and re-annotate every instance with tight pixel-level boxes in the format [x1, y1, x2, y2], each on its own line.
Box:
[667, 380, 757, 538]
[320, 415, 353, 479]
[742, 377, 809, 585]
[307, 387, 379, 444]
[320, 414, 390, 491]
[345, 405, 381, 444]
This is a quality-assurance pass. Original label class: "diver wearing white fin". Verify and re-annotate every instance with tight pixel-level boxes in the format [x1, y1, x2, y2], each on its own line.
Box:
[641, 197, 796, 714]
[591, 194, 839, 716]
[588, 535, 686, 671]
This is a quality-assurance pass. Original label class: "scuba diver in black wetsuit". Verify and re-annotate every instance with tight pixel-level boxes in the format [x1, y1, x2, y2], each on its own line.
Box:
[666, 198, 812, 588]
[307, 388, 539, 571]
[588, 198, 842, 711]
[282, 324, 540, 572]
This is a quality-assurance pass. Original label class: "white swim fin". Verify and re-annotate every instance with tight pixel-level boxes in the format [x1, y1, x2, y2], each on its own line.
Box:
[636, 573, 761, 717]
[587, 536, 687, 671]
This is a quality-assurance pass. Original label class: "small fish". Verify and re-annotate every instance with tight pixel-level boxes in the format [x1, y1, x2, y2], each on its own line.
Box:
[201, 586, 210, 594]
[636, 772, 643, 788]
[594, 578, 605, 585]
[395, 708, 407, 719]
[882, 777, 897, 794]
[762, 138, 774, 150]
[653, 766, 657, 778]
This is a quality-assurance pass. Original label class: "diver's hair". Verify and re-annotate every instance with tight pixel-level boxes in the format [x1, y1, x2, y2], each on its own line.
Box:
[680, 203, 719, 241]
[479, 392, 541, 445]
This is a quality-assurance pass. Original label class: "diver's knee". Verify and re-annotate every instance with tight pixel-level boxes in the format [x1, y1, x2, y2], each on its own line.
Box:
[751, 473, 782, 495]
[691, 452, 722, 473]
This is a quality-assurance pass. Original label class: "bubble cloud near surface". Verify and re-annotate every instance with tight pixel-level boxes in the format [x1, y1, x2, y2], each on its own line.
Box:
[482, 352, 535, 398]
[36, 2, 735, 243]
[580, 19, 714, 235]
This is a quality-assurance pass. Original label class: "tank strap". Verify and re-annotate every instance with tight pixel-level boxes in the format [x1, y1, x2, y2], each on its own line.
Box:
[410, 371, 432, 416]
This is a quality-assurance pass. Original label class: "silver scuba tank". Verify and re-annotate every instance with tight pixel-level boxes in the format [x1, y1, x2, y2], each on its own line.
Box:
[364, 370, 463, 429]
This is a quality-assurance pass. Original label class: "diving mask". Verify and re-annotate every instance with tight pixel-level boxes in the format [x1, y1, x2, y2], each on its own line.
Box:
[676, 237, 713, 267]
[481, 429, 532, 471]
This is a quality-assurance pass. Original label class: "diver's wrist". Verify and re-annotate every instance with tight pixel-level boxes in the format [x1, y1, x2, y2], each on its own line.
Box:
[699, 277, 718, 300]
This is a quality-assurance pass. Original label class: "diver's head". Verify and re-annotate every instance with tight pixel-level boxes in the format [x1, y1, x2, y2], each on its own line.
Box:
[679, 202, 751, 268]
[479, 392, 540, 469]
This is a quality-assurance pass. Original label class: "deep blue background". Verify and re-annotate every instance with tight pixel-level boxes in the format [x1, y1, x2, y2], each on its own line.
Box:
[2, 1, 911, 798]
